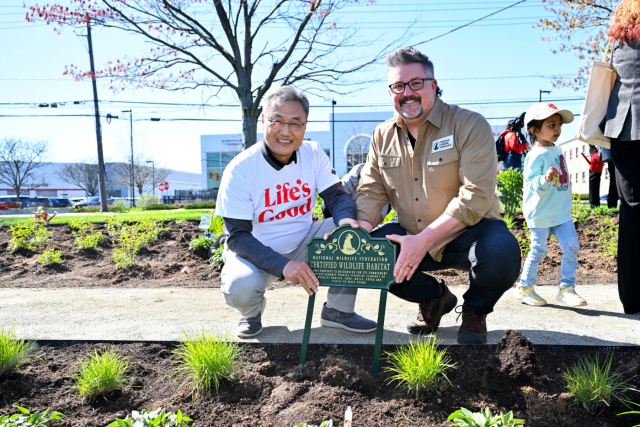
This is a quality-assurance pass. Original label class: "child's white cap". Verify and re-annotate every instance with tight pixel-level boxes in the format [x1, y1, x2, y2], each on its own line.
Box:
[524, 103, 574, 131]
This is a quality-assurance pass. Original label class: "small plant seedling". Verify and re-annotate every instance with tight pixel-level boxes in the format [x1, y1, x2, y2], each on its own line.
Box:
[618, 399, 640, 426]
[571, 194, 590, 224]
[564, 353, 630, 412]
[591, 205, 615, 215]
[69, 218, 107, 249]
[0, 325, 37, 378]
[517, 223, 531, 258]
[189, 236, 215, 252]
[385, 336, 455, 399]
[38, 248, 63, 266]
[501, 213, 515, 230]
[172, 329, 241, 398]
[175, 219, 186, 224]
[295, 421, 333, 427]
[106, 215, 126, 237]
[447, 407, 524, 426]
[586, 217, 618, 257]
[112, 216, 169, 268]
[106, 408, 192, 427]
[0, 406, 64, 427]
[71, 348, 130, 401]
[209, 245, 224, 269]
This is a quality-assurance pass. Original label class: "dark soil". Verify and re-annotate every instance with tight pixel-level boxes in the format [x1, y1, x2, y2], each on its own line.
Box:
[0, 215, 618, 288]
[1, 339, 639, 427]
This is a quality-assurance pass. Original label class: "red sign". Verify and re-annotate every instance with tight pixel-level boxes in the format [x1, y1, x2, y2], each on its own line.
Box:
[158, 182, 169, 191]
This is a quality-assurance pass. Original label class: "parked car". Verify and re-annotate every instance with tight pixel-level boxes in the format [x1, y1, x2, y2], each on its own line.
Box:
[48, 198, 72, 208]
[0, 196, 19, 210]
[72, 196, 113, 209]
[29, 197, 51, 208]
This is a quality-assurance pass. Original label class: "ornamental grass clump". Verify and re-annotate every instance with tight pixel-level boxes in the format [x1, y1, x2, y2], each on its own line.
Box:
[564, 353, 630, 412]
[0, 325, 37, 378]
[69, 218, 106, 249]
[71, 348, 130, 401]
[172, 329, 241, 398]
[7, 219, 51, 252]
[0, 406, 65, 427]
[385, 336, 455, 399]
[107, 408, 192, 427]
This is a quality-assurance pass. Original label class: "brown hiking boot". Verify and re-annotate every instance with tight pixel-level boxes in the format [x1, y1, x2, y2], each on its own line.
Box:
[456, 304, 487, 345]
[407, 284, 457, 335]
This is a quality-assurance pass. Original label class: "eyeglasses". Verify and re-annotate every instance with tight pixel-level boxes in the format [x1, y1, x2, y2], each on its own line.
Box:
[266, 118, 306, 132]
[388, 78, 434, 94]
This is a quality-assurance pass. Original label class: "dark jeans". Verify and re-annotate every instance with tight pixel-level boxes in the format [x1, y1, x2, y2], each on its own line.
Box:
[606, 163, 619, 209]
[504, 151, 522, 171]
[610, 140, 640, 314]
[371, 219, 521, 314]
[589, 170, 602, 208]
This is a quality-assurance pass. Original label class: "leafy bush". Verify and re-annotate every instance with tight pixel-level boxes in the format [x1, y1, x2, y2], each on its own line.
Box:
[312, 195, 324, 221]
[69, 218, 107, 249]
[564, 353, 630, 412]
[172, 329, 241, 398]
[39, 248, 62, 266]
[143, 204, 179, 210]
[107, 409, 192, 427]
[383, 208, 397, 223]
[108, 206, 129, 213]
[189, 236, 215, 252]
[112, 216, 168, 268]
[591, 205, 615, 215]
[184, 202, 216, 210]
[137, 193, 160, 209]
[497, 169, 523, 216]
[571, 194, 590, 224]
[586, 217, 618, 257]
[209, 215, 224, 235]
[517, 223, 531, 258]
[0, 325, 36, 377]
[74, 207, 100, 213]
[385, 337, 455, 399]
[113, 199, 130, 208]
[210, 245, 224, 269]
[576, 193, 589, 201]
[106, 216, 126, 237]
[0, 407, 64, 427]
[7, 220, 51, 252]
[71, 348, 130, 401]
[295, 421, 332, 427]
[448, 407, 524, 426]
[502, 213, 515, 230]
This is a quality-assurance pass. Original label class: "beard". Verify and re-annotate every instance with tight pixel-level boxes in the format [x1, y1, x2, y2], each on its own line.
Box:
[398, 95, 424, 120]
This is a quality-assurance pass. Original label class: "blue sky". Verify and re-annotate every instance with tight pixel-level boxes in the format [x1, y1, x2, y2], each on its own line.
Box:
[0, 0, 593, 173]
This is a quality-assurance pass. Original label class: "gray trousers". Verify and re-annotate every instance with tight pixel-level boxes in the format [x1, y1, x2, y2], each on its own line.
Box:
[221, 219, 358, 318]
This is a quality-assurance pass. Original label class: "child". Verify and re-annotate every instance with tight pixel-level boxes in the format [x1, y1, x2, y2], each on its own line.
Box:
[514, 103, 587, 307]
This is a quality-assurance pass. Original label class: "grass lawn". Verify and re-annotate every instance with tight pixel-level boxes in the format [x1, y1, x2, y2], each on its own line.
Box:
[0, 209, 215, 227]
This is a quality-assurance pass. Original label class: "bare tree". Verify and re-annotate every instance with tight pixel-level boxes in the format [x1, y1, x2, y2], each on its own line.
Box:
[0, 138, 48, 204]
[111, 153, 171, 197]
[537, 0, 616, 89]
[28, 1, 404, 149]
[57, 158, 113, 196]
[344, 125, 371, 171]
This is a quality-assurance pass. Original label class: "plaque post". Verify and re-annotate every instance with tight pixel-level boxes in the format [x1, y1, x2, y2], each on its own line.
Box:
[299, 292, 316, 365]
[371, 289, 388, 377]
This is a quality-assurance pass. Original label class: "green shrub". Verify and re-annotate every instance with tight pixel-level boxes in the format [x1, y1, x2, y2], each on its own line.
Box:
[189, 236, 215, 252]
[0, 325, 36, 377]
[210, 245, 224, 269]
[383, 209, 397, 223]
[7, 220, 51, 252]
[112, 216, 168, 268]
[143, 203, 178, 210]
[74, 206, 100, 213]
[448, 407, 524, 426]
[564, 353, 630, 412]
[576, 193, 589, 200]
[137, 193, 160, 209]
[184, 202, 216, 210]
[571, 194, 590, 224]
[0, 407, 64, 427]
[497, 169, 523, 216]
[69, 218, 106, 249]
[113, 250, 137, 269]
[172, 329, 241, 398]
[312, 195, 324, 221]
[113, 199, 130, 208]
[71, 348, 130, 401]
[107, 409, 192, 427]
[108, 206, 129, 213]
[385, 337, 455, 399]
[517, 223, 531, 258]
[106, 215, 126, 237]
[502, 213, 515, 230]
[209, 215, 224, 235]
[586, 217, 618, 257]
[39, 248, 62, 266]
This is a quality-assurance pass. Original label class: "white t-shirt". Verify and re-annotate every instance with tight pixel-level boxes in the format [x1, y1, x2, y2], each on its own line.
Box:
[216, 141, 339, 254]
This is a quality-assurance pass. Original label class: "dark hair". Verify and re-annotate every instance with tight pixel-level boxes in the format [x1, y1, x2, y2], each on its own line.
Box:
[386, 46, 443, 97]
[526, 118, 545, 144]
[508, 112, 528, 146]
[262, 85, 310, 118]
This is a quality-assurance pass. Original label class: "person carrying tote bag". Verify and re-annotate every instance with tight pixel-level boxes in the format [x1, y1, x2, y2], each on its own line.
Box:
[600, 0, 640, 315]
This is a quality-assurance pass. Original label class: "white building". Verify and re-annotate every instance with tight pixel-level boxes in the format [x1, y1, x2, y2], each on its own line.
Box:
[559, 139, 613, 197]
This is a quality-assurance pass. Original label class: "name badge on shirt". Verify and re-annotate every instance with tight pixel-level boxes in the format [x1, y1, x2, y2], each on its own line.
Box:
[432, 135, 454, 153]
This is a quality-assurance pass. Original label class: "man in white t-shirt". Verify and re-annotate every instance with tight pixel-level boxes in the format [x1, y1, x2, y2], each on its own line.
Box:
[216, 86, 376, 338]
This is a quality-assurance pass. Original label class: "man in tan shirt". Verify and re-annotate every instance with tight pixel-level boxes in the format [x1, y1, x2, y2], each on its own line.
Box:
[355, 47, 521, 344]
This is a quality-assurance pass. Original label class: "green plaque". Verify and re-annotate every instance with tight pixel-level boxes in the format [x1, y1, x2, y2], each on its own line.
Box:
[306, 225, 396, 290]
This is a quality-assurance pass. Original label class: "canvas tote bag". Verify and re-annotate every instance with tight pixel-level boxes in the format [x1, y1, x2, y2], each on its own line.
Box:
[574, 41, 617, 148]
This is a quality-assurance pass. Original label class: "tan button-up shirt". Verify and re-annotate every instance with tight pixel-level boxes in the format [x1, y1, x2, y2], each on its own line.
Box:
[355, 97, 501, 261]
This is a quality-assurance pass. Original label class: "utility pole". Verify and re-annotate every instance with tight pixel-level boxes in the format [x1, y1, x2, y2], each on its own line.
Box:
[146, 160, 155, 198]
[122, 109, 134, 207]
[331, 100, 336, 169]
[86, 17, 109, 213]
[539, 90, 551, 103]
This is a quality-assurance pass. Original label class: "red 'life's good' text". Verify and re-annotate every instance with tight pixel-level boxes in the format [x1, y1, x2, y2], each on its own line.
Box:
[258, 180, 312, 222]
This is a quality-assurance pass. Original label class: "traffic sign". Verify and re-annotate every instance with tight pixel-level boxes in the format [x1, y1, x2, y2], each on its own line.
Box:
[158, 182, 169, 191]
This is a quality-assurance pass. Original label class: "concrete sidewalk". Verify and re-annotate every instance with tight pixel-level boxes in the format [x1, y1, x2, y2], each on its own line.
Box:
[2, 285, 638, 346]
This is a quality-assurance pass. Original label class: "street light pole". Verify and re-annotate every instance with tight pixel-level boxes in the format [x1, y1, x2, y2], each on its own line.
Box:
[146, 160, 155, 198]
[539, 90, 551, 103]
[331, 100, 336, 169]
[122, 109, 134, 207]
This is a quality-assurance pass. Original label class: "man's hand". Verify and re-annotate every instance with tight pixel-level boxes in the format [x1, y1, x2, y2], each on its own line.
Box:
[386, 233, 430, 283]
[545, 166, 559, 182]
[283, 260, 319, 296]
[357, 220, 374, 233]
[323, 218, 359, 240]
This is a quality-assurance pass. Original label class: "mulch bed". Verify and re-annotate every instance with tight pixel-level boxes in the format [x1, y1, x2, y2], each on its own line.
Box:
[0, 215, 619, 289]
[1, 331, 639, 427]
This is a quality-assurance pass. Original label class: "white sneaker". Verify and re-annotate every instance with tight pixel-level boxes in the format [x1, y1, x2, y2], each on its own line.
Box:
[557, 287, 587, 307]
[514, 285, 547, 306]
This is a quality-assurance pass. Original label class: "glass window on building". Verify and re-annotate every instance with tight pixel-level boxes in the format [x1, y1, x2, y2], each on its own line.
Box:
[582, 171, 586, 183]
[569, 149, 573, 159]
[570, 173, 573, 182]
[207, 151, 240, 189]
[346, 135, 371, 171]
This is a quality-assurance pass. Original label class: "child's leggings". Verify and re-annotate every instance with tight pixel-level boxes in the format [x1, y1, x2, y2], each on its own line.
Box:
[520, 220, 580, 288]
